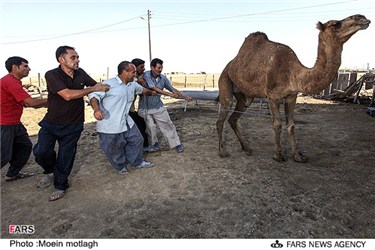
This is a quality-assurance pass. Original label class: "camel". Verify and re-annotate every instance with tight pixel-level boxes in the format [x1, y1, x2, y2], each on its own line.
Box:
[216, 14, 370, 162]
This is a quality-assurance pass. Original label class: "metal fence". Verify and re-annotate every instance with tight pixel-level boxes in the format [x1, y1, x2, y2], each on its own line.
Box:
[23, 71, 369, 94]
[23, 73, 221, 90]
[320, 72, 368, 96]
[166, 73, 221, 89]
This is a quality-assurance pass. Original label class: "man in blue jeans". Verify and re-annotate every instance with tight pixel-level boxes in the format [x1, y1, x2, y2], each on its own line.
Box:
[33, 46, 110, 201]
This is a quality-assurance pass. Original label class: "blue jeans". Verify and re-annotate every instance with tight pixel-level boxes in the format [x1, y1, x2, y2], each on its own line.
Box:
[33, 120, 83, 190]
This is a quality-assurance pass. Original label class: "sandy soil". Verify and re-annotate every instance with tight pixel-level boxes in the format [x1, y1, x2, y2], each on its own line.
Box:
[1, 96, 374, 238]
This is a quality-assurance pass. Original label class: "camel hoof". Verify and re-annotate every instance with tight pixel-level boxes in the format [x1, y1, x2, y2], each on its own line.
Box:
[242, 145, 253, 155]
[219, 150, 230, 158]
[273, 152, 287, 162]
[293, 151, 308, 163]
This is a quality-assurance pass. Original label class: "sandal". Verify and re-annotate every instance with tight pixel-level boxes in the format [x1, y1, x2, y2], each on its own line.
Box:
[49, 189, 66, 202]
[118, 167, 129, 175]
[5, 172, 35, 182]
[37, 174, 54, 188]
[176, 144, 184, 153]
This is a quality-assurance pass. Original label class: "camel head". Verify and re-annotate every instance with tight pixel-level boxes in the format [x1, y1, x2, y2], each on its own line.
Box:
[316, 14, 370, 44]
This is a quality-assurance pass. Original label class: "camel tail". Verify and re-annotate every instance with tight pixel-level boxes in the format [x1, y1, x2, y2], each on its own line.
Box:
[217, 60, 234, 105]
[215, 95, 220, 103]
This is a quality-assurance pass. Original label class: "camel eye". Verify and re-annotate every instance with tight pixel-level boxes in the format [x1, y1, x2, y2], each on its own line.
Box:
[332, 21, 341, 29]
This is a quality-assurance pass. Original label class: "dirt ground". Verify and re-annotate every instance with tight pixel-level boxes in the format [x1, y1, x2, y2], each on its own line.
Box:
[1, 96, 374, 238]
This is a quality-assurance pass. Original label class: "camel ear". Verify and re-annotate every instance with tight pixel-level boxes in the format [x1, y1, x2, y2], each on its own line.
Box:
[316, 21, 324, 31]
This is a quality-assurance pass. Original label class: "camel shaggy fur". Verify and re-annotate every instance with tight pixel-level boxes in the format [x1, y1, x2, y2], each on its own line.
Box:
[216, 14, 370, 162]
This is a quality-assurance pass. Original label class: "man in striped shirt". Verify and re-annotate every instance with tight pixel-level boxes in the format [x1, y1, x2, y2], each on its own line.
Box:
[138, 58, 191, 153]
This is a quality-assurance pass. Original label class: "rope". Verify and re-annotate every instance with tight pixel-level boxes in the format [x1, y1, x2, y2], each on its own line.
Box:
[222, 108, 288, 119]
[219, 108, 303, 132]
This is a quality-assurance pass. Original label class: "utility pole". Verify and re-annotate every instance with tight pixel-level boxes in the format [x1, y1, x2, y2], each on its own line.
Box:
[147, 9, 152, 62]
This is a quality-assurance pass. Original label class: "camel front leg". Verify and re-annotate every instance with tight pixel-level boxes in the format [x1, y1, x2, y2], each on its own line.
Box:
[268, 99, 287, 162]
[228, 93, 253, 155]
[285, 95, 308, 163]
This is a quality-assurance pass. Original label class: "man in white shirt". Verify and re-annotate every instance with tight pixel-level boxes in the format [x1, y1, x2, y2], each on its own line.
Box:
[88, 61, 156, 175]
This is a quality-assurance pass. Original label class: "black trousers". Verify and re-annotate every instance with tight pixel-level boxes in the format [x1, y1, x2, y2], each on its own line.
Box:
[129, 111, 149, 147]
[1, 123, 32, 177]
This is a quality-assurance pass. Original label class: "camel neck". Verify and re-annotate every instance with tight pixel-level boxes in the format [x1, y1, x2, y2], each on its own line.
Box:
[298, 37, 343, 95]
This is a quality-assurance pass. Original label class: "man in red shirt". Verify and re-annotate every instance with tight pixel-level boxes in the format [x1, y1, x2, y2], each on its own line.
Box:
[1, 56, 47, 182]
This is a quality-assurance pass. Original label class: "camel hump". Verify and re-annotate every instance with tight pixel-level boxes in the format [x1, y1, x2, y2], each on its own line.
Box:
[243, 32, 270, 46]
[246, 31, 269, 40]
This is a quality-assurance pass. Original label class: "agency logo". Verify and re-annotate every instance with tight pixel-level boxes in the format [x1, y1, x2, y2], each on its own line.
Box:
[9, 225, 35, 234]
[271, 240, 283, 248]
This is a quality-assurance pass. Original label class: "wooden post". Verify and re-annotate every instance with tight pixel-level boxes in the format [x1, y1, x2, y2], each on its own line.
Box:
[185, 75, 187, 88]
[337, 73, 349, 91]
[371, 83, 375, 106]
[212, 74, 215, 88]
[38, 73, 41, 87]
[354, 78, 364, 104]
[322, 84, 331, 96]
[147, 10, 152, 62]
[204, 74, 207, 90]
[349, 72, 357, 85]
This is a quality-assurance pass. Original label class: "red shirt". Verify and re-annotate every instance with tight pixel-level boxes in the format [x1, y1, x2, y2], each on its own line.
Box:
[0, 74, 31, 125]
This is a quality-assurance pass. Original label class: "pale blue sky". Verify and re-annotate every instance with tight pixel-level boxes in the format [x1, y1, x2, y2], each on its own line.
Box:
[1, 0, 374, 77]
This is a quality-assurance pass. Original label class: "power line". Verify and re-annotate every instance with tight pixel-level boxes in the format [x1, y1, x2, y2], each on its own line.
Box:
[79, 1, 370, 34]
[1, 0, 366, 44]
[150, 0, 361, 28]
[155, 6, 374, 21]
[1, 15, 145, 45]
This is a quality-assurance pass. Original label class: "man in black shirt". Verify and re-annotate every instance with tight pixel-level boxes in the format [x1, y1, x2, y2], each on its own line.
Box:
[129, 58, 150, 151]
[33, 45, 110, 201]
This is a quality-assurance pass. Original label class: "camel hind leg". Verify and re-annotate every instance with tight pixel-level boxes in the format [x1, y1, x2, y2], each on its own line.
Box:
[216, 65, 234, 157]
[228, 93, 254, 155]
[217, 107, 231, 157]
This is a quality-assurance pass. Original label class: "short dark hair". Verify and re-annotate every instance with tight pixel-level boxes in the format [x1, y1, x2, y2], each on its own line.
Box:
[5, 56, 28, 73]
[55, 45, 75, 62]
[117, 61, 133, 75]
[150, 58, 163, 68]
[131, 58, 145, 68]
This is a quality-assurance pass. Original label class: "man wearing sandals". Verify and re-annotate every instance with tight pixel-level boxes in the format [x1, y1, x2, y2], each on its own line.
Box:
[88, 61, 156, 175]
[33, 46, 110, 201]
[1, 57, 47, 182]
